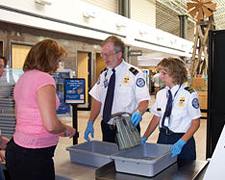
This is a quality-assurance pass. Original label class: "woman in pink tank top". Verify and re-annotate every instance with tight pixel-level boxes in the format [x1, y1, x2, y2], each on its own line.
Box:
[6, 39, 76, 180]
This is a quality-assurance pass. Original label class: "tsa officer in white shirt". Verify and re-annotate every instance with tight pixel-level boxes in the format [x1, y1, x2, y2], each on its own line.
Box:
[142, 57, 201, 160]
[84, 35, 150, 143]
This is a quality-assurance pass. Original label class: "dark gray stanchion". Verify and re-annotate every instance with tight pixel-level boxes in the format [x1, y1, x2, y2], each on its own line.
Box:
[64, 78, 85, 145]
[72, 104, 79, 145]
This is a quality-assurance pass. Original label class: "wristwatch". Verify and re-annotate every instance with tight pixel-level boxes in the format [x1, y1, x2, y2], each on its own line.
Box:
[137, 109, 144, 116]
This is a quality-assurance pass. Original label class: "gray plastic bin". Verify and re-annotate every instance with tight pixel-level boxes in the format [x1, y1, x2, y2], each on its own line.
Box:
[66, 140, 118, 167]
[111, 143, 177, 177]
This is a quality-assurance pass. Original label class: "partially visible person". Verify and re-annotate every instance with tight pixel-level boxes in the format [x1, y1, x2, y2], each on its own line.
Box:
[152, 71, 164, 98]
[5, 39, 76, 180]
[142, 57, 201, 160]
[0, 56, 10, 180]
[0, 56, 7, 77]
[150, 71, 155, 95]
[0, 131, 8, 180]
[84, 35, 150, 143]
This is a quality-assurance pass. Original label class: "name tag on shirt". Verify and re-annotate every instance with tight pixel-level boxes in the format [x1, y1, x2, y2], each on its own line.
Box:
[164, 117, 169, 127]
[104, 80, 108, 88]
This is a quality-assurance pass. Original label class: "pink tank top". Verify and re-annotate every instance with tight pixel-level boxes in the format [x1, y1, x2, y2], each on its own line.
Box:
[13, 70, 60, 148]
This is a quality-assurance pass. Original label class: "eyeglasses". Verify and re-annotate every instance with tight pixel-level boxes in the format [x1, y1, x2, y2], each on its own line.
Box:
[100, 52, 119, 58]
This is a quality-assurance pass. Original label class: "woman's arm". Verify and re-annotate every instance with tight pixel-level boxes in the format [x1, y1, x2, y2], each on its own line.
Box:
[170, 118, 200, 157]
[181, 118, 200, 142]
[143, 115, 161, 139]
[37, 85, 75, 136]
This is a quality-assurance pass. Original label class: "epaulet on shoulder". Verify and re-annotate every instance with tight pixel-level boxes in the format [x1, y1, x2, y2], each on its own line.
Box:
[100, 67, 107, 74]
[184, 86, 195, 93]
[129, 67, 139, 75]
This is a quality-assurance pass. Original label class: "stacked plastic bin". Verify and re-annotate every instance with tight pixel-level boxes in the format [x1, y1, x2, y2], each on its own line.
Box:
[0, 69, 22, 139]
[0, 96, 15, 139]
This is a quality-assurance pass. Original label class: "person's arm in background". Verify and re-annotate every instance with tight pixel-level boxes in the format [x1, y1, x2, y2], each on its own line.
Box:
[0, 151, 6, 162]
[0, 136, 9, 150]
[37, 85, 76, 138]
[84, 99, 101, 141]
[0, 134, 9, 162]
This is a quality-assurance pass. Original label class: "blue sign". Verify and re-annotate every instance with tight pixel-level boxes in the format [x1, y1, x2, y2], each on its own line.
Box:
[64, 78, 85, 104]
[52, 69, 73, 116]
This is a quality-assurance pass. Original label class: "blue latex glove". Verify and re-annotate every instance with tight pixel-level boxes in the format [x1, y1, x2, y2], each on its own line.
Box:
[131, 111, 142, 127]
[141, 137, 147, 145]
[170, 139, 186, 157]
[84, 121, 94, 141]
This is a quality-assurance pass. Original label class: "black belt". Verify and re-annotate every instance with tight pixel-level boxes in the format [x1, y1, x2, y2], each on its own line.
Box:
[103, 119, 116, 130]
[159, 128, 175, 135]
[108, 124, 116, 130]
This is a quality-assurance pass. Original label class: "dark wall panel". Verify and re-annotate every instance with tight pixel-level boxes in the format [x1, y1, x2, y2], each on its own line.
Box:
[207, 30, 225, 158]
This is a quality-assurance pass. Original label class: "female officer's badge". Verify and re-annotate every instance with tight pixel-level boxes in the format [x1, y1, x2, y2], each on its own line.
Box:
[123, 76, 129, 84]
[178, 97, 185, 107]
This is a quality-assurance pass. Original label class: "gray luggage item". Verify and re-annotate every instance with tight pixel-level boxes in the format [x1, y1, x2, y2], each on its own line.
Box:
[111, 112, 142, 151]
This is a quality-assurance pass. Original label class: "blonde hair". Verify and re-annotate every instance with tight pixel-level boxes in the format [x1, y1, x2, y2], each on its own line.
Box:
[157, 57, 188, 84]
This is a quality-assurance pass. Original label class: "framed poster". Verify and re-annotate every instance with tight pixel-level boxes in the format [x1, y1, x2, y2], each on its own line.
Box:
[64, 78, 85, 104]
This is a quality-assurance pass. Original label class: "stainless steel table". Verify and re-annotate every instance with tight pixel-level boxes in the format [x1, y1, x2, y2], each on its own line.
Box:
[95, 160, 209, 180]
[55, 152, 96, 180]
[54, 150, 208, 180]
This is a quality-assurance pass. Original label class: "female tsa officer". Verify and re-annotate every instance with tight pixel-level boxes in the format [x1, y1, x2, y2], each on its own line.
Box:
[142, 57, 201, 160]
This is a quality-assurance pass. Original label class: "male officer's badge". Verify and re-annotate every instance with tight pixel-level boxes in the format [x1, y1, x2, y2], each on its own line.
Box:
[123, 76, 129, 84]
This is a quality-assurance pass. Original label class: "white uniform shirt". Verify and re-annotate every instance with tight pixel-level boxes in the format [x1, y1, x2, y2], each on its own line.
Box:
[90, 60, 150, 123]
[151, 84, 201, 133]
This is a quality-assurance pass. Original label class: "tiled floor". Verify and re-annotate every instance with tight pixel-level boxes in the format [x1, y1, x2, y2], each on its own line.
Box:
[55, 95, 207, 162]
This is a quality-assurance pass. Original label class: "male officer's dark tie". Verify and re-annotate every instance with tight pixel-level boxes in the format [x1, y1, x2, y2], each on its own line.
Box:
[161, 90, 172, 129]
[103, 69, 115, 123]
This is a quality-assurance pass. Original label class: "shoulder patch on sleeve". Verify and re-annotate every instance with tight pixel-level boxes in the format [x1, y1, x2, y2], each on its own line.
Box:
[192, 98, 199, 109]
[184, 86, 195, 93]
[100, 67, 107, 74]
[136, 78, 145, 87]
[129, 67, 139, 75]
